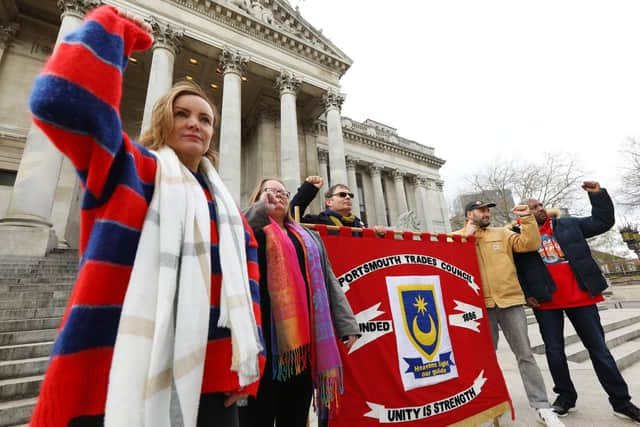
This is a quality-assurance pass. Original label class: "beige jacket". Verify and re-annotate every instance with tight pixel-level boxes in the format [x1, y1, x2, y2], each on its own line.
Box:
[455, 215, 541, 308]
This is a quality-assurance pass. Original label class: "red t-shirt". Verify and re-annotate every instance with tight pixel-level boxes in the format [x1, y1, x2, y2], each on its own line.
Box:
[536, 217, 603, 310]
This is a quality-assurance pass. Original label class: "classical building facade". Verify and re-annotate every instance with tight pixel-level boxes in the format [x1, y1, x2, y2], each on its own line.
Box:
[0, 0, 450, 256]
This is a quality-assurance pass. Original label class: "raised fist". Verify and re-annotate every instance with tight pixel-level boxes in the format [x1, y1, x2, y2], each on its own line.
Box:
[305, 175, 324, 189]
[259, 189, 279, 214]
[464, 220, 478, 237]
[115, 8, 153, 33]
[581, 181, 601, 192]
[511, 205, 531, 217]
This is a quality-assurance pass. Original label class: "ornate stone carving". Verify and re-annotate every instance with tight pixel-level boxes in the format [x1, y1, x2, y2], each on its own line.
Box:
[396, 210, 421, 232]
[166, 0, 349, 76]
[219, 48, 249, 76]
[392, 169, 405, 180]
[323, 89, 345, 111]
[368, 164, 382, 176]
[317, 150, 329, 164]
[275, 70, 301, 96]
[346, 156, 358, 171]
[224, 0, 252, 13]
[0, 23, 19, 50]
[146, 18, 184, 55]
[57, 0, 101, 19]
[424, 177, 436, 190]
[413, 175, 428, 188]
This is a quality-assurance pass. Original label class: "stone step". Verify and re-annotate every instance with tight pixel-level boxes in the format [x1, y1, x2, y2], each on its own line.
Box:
[0, 342, 53, 362]
[0, 357, 49, 380]
[0, 307, 65, 321]
[0, 275, 77, 283]
[0, 284, 73, 294]
[608, 336, 640, 371]
[0, 397, 36, 427]
[564, 323, 640, 363]
[0, 264, 76, 270]
[531, 312, 640, 354]
[0, 330, 57, 346]
[0, 318, 61, 334]
[0, 375, 42, 400]
[0, 298, 68, 311]
[0, 290, 70, 301]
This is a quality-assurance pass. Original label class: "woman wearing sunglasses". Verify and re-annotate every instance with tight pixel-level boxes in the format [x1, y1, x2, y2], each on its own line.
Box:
[241, 178, 359, 427]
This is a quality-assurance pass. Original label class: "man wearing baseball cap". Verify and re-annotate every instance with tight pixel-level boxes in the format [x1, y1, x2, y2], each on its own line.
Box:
[456, 200, 564, 426]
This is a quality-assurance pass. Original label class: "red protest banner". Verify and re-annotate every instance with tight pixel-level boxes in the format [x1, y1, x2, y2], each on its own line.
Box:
[318, 227, 513, 426]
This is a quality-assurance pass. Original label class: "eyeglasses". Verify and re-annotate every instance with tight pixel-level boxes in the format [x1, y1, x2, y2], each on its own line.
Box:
[262, 187, 291, 199]
[331, 191, 354, 199]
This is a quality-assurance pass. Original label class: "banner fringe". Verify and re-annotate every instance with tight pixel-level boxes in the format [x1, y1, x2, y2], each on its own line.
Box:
[300, 222, 473, 243]
[447, 401, 511, 427]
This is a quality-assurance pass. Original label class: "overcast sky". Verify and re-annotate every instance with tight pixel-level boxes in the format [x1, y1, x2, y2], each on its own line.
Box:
[293, 0, 640, 214]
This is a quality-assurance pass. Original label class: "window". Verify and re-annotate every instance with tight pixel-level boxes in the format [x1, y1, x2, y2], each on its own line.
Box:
[356, 172, 368, 225]
[0, 170, 17, 186]
[381, 176, 391, 225]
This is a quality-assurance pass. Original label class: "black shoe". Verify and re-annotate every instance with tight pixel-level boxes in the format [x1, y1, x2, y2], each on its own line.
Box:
[551, 398, 575, 417]
[614, 403, 640, 424]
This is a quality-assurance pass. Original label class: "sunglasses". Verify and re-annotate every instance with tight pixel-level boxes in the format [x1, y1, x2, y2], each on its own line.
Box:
[331, 191, 354, 199]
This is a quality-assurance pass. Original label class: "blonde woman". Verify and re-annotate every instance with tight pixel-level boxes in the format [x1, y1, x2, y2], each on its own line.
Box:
[28, 6, 263, 427]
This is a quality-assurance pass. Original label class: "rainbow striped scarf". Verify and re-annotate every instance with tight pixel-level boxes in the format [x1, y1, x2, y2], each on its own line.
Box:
[264, 219, 343, 416]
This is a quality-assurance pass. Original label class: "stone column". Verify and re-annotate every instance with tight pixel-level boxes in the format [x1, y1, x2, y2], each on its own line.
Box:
[276, 71, 301, 194]
[323, 89, 347, 186]
[140, 19, 183, 134]
[369, 164, 387, 226]
[346, 156, 360, 218]
[425, 178, 442, 232]
[218, 48, 248, 204]
[413, 175, 431, 232]
[0, 0, 99, 256]
[0, 22, 19, 64]
[392, 169, 408, 216]
[436, 180, 452, 232]
[255, 104, 278, 178]
[302, 122, 322, 213]
[317, 149, 330, 195]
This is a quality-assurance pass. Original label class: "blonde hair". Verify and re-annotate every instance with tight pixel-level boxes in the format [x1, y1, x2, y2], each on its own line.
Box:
[248, 177, 295, 223]
[138, 80, 219, 165]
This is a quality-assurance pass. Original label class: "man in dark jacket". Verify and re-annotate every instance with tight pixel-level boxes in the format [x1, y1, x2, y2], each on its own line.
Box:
[521, 181, 639, 423]
[290, 175, 367, 227]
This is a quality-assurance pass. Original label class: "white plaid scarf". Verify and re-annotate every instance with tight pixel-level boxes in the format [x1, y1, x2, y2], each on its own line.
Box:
[105, 147, 261, 427]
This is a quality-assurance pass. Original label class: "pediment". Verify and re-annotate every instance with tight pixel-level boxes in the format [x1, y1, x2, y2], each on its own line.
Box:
[170, 0, 352, 76]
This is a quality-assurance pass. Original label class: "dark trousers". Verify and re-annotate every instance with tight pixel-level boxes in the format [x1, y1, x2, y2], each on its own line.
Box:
[197, 393, 239, 427]
[534, 304, 631, 411]
[66, 393, 238, 427]
[239, 367, 313, 427]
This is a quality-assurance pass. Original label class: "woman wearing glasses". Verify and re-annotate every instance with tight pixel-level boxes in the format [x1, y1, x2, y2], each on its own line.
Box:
[241, 178, 359, 427]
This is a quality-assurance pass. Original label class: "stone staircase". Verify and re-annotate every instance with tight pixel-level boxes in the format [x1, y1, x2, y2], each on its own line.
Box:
[527, 307, 640, 371]
[0, 250, 77, 427]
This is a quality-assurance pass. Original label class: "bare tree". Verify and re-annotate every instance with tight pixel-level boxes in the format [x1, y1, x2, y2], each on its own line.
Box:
[618, 138, 640, 207]
[461, 153, 585, 225]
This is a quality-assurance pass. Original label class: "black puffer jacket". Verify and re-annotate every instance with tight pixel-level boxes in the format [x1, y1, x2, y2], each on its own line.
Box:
[513, 189, 614, 300]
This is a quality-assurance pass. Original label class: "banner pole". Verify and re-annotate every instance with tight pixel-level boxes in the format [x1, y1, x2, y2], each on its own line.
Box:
[294, 205, 301, 223]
